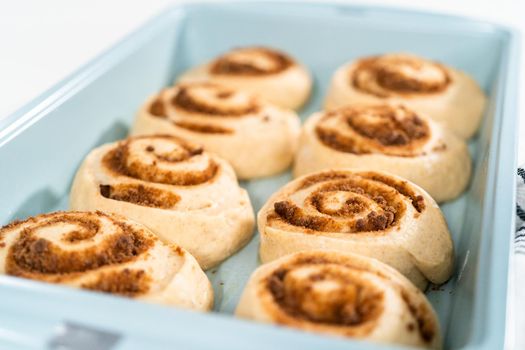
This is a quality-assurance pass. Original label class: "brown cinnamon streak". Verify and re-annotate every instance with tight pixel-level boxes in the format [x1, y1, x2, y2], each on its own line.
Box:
[263, 253, 436, 343]
[210, 47, 293, 76]
[173, 121, 233, 134]
[82, 268, 151, 296]
[266, 261, 384, 330]
[269, 170, 425, 234]
[99, 184, 180, 209]
[315, 105, 431, 157]
[351, 55, 451, 97]
[102, 135, 218, 186]
[172, 85, 259, 116]
[5, 213, 153, 275]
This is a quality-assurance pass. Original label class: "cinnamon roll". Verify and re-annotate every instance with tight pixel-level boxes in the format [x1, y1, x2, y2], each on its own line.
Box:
[294, 104, 471, 202]
[236, 251, 441, 349]
[69, 135, 255, 270]
[257, 169, 454, 289]
[132, 82, 301, 179]
[0, 211, 213, 310]
[178, 47, 312, 110]
[325, 53, 486, 139]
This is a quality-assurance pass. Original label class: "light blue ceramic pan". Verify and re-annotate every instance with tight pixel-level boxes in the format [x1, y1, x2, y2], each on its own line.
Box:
[0, 2, 519, 349]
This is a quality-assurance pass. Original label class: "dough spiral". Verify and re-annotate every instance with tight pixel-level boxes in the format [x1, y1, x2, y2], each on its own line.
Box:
[325, 53, 486, 139]
[0, 211, 213, 310]
[132, 82, 301, 179]
[294, 104, 471, 202]
[258, 169, 454, 289]
[236, 250, 441, 349]
[70, 135, 255, 269]
[178, 47, 312, 110]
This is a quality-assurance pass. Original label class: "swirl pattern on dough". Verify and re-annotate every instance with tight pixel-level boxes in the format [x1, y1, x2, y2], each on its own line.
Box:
[258, 170, 454, 289]
[315, 105, 433, 157]
[294, 104, 471, 202]
[236, 251, 441, 349]
[352, 55, 451, 98]
[178, 46, 313, 110]
[70, 135, 255, 269]
[210, 47, 294, 76]
[325, 53, 486, 139]
[268, 170, 425, 234]
[102, 134, 218, 190]
[170, 83, 260, 116]
[132, 83, 301, 179]
[0, 211, 213, 309]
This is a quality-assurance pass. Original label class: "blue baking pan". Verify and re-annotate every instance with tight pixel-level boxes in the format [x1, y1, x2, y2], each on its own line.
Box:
[0, 2, 519, 349]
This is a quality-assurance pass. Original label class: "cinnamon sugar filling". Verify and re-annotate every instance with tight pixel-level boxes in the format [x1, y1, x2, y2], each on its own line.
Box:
[270, 171, 425, 233]
[172, 85, 260, 116]
[267, 266, 383, 327]
[210, 47, 293, 76]
[264, 255, 436, 343]
[316, 105, 433, 157]
[82, 268, 151, 296]
[102, 136, 218, 186]
[5, 213, 153, 279]
[173, 121, 233, 134]
[99, 184, 180, 209]
[149, 98, 166, 117]
[351, 55, 451, 98]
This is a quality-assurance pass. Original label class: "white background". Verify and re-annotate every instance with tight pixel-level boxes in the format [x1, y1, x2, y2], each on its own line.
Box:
[0, 1, 524, 349]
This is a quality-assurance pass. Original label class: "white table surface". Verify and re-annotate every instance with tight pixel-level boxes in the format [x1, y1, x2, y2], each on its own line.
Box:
[0, 0, 523, 349]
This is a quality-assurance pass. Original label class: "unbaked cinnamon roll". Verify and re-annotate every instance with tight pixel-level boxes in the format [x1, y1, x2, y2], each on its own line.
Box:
[178, 47, 312, 110]
[0, 211, 213, 310]
[325, 53, 486, 139]
[69, 135, 255, 270]
[294, 104, 471, 202]
[236, 251, 441, 349]
[132, 82, 301, 179]
[258, 169, 454, 289]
